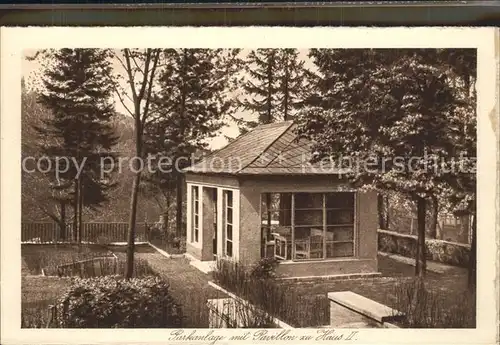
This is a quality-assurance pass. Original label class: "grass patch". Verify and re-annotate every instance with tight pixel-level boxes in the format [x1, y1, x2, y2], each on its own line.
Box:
[22, 276, 72, 328]
[149, 236, 186, 255]
[393, 278, 475, 328]
[22, 244, 112, 275]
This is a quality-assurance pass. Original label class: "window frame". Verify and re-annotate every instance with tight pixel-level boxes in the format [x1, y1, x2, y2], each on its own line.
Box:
[191, 185, 200, 243]
[260, 191, 357, 262]
[224, 190, 234, 258]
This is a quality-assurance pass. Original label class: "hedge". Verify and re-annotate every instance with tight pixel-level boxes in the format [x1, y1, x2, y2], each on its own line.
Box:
[378, 229, 470, 268]
[53, 276, 183, 328]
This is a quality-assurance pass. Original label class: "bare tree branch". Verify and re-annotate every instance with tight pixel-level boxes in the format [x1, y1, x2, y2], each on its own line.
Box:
[141, 50, 160, 127]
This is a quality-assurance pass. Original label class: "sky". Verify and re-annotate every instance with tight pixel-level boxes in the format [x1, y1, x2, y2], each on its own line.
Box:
[22, 49, 311, 150]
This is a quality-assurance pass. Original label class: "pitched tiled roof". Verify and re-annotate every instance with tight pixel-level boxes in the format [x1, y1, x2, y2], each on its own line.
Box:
[183, 121, 346, 175]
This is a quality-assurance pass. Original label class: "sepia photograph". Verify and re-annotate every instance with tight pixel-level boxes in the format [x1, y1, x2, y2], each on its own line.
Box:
[1, 27, 498, 344]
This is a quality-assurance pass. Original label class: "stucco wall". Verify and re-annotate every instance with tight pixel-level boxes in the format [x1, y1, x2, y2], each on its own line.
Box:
[356, 190, 378, 260]
[276, 258, 377, 277]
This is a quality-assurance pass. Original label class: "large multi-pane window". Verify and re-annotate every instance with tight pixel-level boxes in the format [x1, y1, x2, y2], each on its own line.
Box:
[261, 192, 355, 261]
[191, 186, 200, 243]
[224, 190, 233, 257]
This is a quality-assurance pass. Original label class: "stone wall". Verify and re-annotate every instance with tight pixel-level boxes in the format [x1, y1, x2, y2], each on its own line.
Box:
[378, 229, 470, 267]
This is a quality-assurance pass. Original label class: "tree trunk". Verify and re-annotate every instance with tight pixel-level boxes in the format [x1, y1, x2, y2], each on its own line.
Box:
[175, 173, 184, 238]
[78, 179, 83, 245]
[428, 195, 439, 239]
[164, 194, 171, 234]
[266, 52, 274, 124]
[126, 113, 143, 278]
[126, 170, 141, 279]
[59, 200, 66, 241]
[384, 195, 390, 230]
[458, 215, 470, 244]
[468, 212, 476, 291]
[283, 54, 289, 121]
[415, 196, 427, 277]
[377, 193, 385, 229]
[73, 180, 78, 242]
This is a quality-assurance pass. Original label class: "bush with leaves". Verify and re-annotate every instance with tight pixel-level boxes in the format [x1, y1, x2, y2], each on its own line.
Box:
[250, 257, 279, 279]
[54, 276, 183, 328]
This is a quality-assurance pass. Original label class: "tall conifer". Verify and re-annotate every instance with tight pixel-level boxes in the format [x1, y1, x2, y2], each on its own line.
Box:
[36, 48, 118, 242]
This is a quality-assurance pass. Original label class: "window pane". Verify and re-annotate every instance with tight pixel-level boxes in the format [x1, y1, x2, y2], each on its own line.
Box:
[326, 226, 354, 241]
[325, 192, 354, 208]
[261, 226, 272, 242]
[295, 210, 323, 226]
[274, 234, 291, 260]
[192, 186, 199, 200]
[226, 241, 233, 257]
[194, 215, 199, 228]
[262, 193, 292, 210]
[262, 210, 291, 224]
[294, 193, 323, 209]
[194, 201, 199, 214]
[195, 229, 199, 242]
[309, 234, 324, 259]
[226, 191, 233, 207]
[293, 227, 324, 260]
[227, 224, 233, 240]
[269, 225, 291, 238]
[326, 242, 354, 258]
[227, 208, 233, 223]
[326, 209, 354, 224]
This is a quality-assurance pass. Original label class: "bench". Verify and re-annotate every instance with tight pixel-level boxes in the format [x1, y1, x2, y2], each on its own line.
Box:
[328, 291, 403, 323]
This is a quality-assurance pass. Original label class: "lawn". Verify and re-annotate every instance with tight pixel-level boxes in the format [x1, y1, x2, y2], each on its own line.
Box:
[21, 244, 223, 328]
[135, 251, 226, 327]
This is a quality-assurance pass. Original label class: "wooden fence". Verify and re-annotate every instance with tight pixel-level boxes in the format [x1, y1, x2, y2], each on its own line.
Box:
[21, 222, 149, 244]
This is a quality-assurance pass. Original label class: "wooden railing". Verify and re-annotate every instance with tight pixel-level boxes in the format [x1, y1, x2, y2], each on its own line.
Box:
[21, 222, 149, 244]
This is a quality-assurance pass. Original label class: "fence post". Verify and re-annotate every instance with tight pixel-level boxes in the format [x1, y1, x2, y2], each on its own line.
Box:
[410, 218, 414, 235]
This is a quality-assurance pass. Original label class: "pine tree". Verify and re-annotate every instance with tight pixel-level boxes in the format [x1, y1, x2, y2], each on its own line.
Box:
[237, 49, 307, 132]
[36, 48, 118, 242]
[145, 48, 240, 238]
[298, 48, 473, 277]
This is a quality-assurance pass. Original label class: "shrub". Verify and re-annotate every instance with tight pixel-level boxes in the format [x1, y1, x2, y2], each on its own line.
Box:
[250, 257, 279, 279]
[53, 276, 183, 328]
[378, 229, 470, 267]
[393, 278, 475, 328]
[96, 236, 111, 246]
